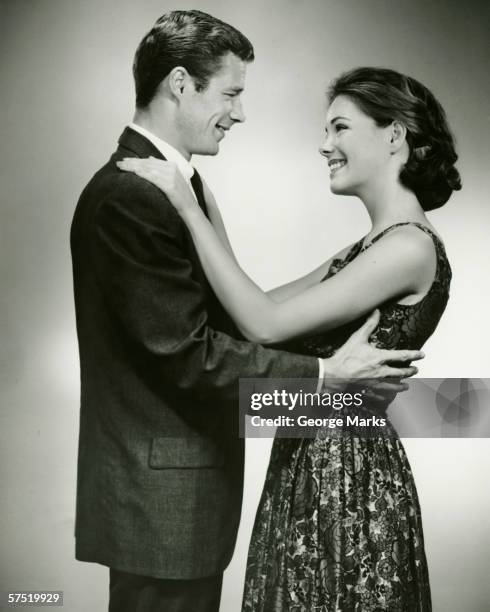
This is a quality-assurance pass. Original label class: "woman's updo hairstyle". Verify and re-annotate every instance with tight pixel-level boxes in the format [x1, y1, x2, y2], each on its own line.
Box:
[327, 67, 461, 210]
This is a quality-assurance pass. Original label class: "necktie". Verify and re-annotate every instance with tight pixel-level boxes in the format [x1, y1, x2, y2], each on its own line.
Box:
[190, 171, 208, 216]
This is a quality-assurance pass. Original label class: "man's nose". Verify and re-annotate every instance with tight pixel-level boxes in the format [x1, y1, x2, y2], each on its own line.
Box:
[230, 98, 245, 123]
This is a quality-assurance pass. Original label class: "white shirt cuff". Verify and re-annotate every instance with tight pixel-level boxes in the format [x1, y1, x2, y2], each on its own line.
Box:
[316, 357, 324, 393]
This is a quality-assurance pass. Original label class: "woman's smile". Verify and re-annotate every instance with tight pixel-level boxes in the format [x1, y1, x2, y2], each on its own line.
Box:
[328, 158, 347, 176]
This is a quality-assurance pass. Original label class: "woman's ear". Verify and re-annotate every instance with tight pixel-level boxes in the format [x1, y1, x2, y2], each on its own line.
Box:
[389, 120, 407, 155]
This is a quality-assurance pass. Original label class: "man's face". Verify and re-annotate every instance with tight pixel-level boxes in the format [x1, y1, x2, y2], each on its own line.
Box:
[176, 52, 248, 157]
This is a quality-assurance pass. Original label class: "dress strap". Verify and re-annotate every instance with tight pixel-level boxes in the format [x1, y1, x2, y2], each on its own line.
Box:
[362, 222, 441, 251]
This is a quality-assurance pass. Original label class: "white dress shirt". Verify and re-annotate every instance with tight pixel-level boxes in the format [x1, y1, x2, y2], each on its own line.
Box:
[128, 122, 195, 186]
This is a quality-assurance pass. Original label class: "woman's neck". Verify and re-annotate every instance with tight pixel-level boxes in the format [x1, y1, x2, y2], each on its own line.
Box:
[360, 180, 427, 240]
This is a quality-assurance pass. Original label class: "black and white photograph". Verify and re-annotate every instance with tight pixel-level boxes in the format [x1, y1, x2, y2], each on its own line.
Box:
[1, 1, 489, 610]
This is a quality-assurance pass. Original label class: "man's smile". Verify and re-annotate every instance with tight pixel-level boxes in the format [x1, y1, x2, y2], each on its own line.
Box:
[215, 123, 231, 139]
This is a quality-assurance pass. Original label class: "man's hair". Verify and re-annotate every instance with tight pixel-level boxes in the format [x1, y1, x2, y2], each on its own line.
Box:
[133, 10, 254, 108]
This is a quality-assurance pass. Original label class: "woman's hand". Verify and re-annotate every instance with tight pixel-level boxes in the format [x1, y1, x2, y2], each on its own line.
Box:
[117, 157, 198, 217]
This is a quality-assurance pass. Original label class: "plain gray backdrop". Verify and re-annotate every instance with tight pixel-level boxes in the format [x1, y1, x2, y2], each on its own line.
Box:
[1, 1, 489, 610]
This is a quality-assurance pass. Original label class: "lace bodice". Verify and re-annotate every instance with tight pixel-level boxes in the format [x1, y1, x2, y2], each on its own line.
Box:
[281, 222, 451, 358]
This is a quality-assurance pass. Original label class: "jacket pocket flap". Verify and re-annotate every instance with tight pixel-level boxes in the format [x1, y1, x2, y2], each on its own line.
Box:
[148, 437, 224, 469]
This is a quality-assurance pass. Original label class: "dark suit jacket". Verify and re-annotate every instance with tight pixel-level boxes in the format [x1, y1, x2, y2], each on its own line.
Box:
[70, 127, 317, 579]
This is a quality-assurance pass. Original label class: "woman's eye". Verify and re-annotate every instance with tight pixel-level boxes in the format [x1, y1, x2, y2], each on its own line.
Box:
[335, 124, 347, 132]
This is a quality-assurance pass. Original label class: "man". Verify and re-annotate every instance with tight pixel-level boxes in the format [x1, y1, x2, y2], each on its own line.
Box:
[71, 10, 421, 611]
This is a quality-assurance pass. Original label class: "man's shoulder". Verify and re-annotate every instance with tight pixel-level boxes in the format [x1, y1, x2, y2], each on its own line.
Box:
[78, 153, 180, 227]
[82, 152, 151, 197]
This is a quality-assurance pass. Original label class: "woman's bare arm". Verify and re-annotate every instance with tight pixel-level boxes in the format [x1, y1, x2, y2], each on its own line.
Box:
[202, 179, 239, 265]
[180, 204, 435, 344]
[202, 179, 355, 303]
[116, 158, 435, 347]
[266, 244, 354, 302]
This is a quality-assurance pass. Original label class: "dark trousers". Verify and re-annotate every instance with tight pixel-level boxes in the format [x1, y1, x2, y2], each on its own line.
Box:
[109, 568, 223, 612]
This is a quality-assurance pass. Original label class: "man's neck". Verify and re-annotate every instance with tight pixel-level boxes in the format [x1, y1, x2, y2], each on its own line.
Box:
[132, 109, 191, 161]
[129, 120, 195, 183]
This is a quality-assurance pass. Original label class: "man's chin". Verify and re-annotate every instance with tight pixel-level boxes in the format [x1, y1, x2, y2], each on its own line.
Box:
[193, 143, 220, 156]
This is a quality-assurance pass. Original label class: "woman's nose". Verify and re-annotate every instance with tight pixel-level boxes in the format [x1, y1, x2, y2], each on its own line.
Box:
[319, 138, 332, 157]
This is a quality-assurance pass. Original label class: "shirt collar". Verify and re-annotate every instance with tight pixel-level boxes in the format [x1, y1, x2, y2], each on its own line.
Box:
[128, 122, 194, 182]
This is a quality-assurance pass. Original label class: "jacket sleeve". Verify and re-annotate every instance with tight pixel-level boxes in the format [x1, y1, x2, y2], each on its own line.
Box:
[90, 174, 318, 405]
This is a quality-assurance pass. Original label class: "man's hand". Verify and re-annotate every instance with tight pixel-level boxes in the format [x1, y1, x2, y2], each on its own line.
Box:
[322, 309, 424, 381]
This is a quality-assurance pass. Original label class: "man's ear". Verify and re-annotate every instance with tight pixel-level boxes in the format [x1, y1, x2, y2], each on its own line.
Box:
[168, 66, 192, 99]
[388, 120, 407, 154]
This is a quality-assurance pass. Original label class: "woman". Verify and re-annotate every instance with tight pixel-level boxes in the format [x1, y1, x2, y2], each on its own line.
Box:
[118, 67, 461, 611]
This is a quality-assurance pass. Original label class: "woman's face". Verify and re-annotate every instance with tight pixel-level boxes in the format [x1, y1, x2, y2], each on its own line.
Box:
[319, 95, 393, 197]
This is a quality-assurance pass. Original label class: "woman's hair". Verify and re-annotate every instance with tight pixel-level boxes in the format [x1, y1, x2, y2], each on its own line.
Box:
[327, 67, 461, 210]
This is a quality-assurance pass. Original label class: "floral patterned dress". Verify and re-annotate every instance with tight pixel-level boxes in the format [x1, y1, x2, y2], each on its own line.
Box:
[242, 223, 451, 611]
